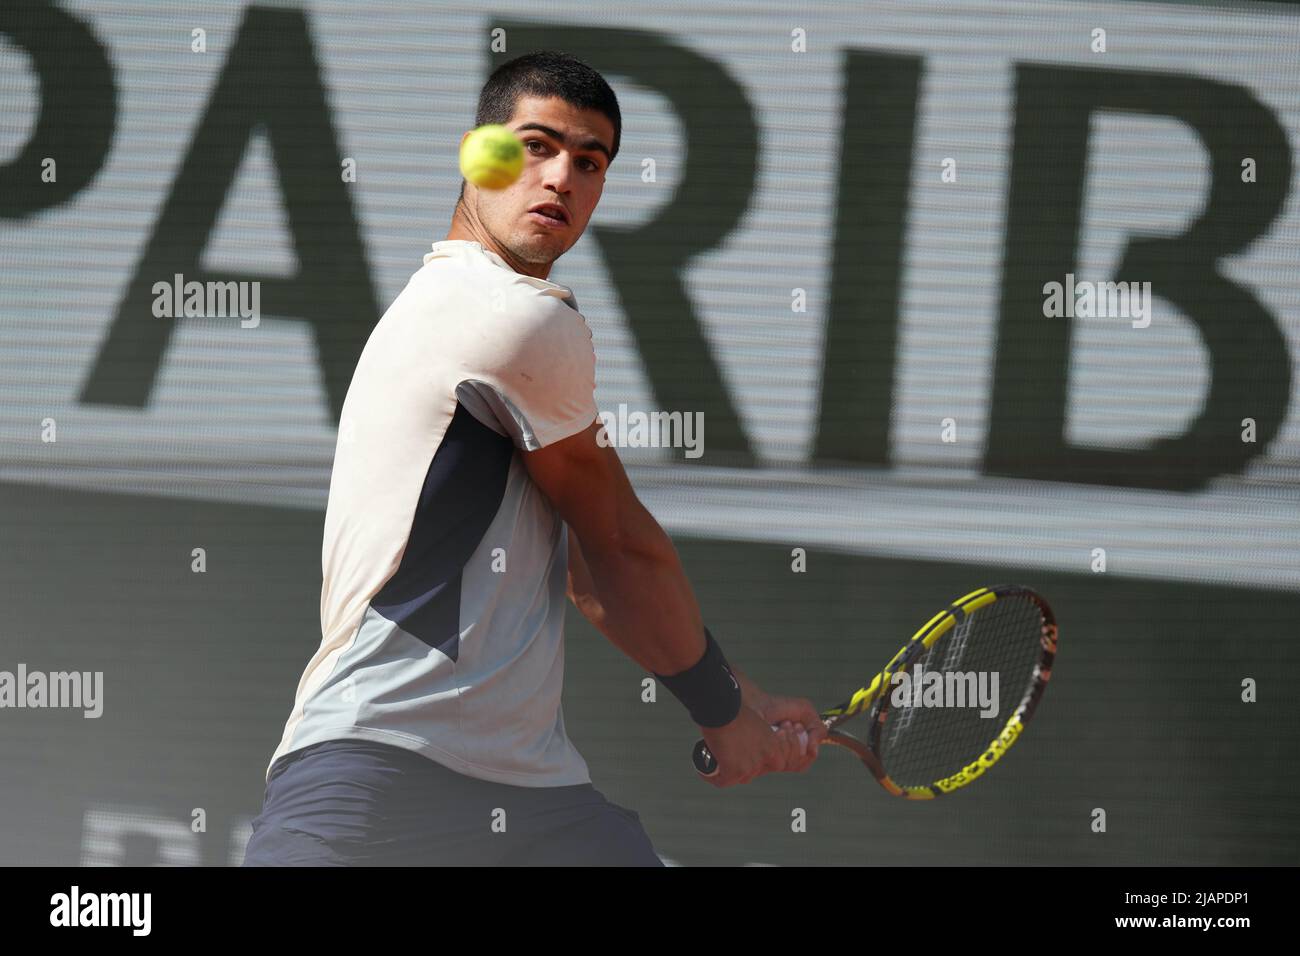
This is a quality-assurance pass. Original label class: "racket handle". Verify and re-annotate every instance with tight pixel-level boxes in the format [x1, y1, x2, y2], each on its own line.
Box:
[692, 724, 809, 776]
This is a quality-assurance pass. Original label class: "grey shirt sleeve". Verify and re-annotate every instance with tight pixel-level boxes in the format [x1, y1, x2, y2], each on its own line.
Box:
[456, 379, 545, 450]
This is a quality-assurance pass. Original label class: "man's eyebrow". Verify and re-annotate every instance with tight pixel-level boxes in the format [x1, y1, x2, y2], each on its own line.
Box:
[514, 122, 612, 163]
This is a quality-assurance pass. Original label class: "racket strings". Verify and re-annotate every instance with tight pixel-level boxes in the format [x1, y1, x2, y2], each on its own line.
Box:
[877, 595, 1045, 788]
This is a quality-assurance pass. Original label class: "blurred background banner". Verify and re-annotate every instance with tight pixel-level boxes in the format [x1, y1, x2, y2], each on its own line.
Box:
[1, 0, 1298, 865]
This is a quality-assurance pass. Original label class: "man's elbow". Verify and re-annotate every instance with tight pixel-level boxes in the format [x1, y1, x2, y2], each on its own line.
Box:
[579, 526, 675, 588]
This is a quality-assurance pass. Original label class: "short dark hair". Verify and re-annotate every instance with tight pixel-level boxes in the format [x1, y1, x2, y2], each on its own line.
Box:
[458, 51, 621, 202]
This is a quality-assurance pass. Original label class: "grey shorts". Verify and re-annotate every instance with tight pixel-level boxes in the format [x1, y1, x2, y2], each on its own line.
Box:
[242, 740, 664, 867]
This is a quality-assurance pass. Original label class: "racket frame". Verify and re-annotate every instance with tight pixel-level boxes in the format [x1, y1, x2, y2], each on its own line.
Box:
[823, 584, 1057, 799]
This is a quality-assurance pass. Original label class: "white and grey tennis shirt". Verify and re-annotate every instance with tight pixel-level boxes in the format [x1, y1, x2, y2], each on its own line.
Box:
[267, 239, 599, 787]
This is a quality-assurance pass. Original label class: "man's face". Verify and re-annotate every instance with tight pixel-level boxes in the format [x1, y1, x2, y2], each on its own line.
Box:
[464, 95, 614, 268]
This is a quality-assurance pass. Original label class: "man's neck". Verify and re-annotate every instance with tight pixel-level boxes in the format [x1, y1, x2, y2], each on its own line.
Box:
[445, 206, 552, 281]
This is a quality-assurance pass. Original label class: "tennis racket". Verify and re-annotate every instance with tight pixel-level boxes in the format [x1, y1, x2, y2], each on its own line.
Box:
[691, 585, 1057, 798]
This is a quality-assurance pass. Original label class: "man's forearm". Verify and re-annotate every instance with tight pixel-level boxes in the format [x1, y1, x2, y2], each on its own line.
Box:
[574, 507, 710, 677]
[570, 522, 771, 712]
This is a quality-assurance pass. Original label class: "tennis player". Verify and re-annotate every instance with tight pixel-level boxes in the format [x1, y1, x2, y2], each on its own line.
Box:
[243, 51, 827, 867]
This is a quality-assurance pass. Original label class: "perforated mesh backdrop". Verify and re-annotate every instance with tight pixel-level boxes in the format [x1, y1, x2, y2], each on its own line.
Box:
[2, 0, 1298, 865]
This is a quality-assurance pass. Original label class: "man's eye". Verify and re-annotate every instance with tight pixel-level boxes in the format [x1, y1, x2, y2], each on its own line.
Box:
[526, 140, 545, 153]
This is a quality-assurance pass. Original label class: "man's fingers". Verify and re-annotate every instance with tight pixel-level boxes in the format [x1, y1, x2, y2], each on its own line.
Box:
[778, 726, 805, 772]
[765, 726, 793, 772]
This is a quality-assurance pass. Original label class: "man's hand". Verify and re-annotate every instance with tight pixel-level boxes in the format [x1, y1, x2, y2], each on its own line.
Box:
[698, 687, 829, 787]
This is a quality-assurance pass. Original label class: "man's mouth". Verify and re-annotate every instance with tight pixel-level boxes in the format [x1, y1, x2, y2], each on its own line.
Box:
[527, 203, 569, 226]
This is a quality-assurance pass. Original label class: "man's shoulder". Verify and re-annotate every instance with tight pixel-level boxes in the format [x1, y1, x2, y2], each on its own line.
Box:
[416, 241, 584, 319]
[369, 247, 591, 378]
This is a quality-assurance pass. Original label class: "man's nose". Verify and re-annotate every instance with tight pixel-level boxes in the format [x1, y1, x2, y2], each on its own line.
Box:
[540, 153, 574, 192]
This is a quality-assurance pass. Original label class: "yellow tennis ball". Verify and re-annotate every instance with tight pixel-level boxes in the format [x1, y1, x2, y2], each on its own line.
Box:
[459, 124, 524, 189]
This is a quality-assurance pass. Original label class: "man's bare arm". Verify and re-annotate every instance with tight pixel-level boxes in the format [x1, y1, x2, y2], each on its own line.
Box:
[527, 420, 825, 785]
[534, 422, 703, 675]
[567, 525, 767, 703]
